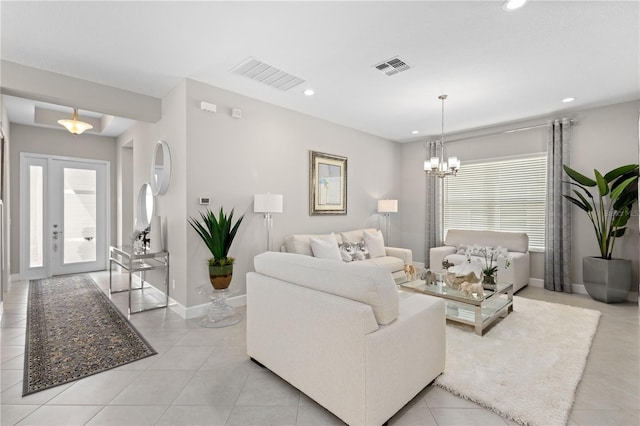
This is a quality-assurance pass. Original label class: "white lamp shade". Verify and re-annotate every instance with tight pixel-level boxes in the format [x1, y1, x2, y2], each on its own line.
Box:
[254, 193, 283, 213]
[377, 199, 398, 213]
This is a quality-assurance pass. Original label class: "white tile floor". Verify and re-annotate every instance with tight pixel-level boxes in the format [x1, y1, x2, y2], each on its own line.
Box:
[1, 271, 638, 426]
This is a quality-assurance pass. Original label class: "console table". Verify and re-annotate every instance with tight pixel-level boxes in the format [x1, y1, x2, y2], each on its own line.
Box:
[109, 245, 169, 315]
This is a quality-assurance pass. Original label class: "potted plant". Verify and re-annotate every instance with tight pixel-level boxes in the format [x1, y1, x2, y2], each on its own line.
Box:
[189, 207, 244, 290]
[464, 246, 512, 291]
[563, 164, 638, 303]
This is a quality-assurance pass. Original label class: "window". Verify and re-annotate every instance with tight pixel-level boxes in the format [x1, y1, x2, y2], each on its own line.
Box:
[443, 154, 547, 251]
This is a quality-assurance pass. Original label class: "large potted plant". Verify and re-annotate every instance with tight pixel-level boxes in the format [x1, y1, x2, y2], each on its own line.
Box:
[189, 207, 244, 290]
[563, 164, 638, 303]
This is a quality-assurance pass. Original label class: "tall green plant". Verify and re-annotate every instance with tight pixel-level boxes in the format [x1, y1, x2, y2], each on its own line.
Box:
[563, 164, 638, 259]
[189, 207, 244, 266]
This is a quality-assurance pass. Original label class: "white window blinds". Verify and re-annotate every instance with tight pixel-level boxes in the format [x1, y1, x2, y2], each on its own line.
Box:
[443, 154, 547, 251]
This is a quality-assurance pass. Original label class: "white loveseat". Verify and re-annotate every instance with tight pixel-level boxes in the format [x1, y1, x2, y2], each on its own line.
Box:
[283, 228, 412, 284]
[247, 251, 445, 426]
[430, 229, 530, 292]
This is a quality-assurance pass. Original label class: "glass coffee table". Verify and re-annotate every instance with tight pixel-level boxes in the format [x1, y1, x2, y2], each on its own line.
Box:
[400, 279, 513, 336]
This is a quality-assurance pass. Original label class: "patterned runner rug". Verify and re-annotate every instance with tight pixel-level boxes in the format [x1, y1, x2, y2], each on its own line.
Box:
[23, 274, 156, 396]
[435, 296, 601, 426]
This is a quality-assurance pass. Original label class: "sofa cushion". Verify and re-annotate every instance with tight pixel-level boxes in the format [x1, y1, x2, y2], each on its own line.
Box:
[363, 230, 386, 258]
[254, 251, 400, 325]
[363, 256, 404, 274]
[310, 233, 342, 261]
[445, 229, 529, 253]
[340, 228, 377, 244]
[285, 233, 344, 256]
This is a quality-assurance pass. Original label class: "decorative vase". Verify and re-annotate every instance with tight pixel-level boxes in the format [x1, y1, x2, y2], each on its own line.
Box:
[482, 272, 497, 291]
[582, 257, 631, 303]
[209, 264, 233, 290]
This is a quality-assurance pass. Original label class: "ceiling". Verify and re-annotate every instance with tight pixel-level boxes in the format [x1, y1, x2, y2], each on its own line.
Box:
[1, 1, 638, 142]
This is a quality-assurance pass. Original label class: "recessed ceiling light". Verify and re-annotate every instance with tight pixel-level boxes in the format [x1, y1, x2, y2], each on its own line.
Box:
[503, 0, 527, 11]
[411, 130, 419, 134]
[303, 89, 315, 96]
[562, 97, 575, 103]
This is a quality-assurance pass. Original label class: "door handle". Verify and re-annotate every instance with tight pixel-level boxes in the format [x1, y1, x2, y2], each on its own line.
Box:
[52, 231, 63, 240]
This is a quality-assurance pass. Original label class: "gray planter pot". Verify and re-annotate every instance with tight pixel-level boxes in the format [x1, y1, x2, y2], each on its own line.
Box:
[582, 257, 631, 303]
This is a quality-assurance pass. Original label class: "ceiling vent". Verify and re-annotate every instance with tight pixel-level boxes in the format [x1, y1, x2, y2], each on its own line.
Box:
[231, 57, 305, 91]
[373, 57, 411, 76]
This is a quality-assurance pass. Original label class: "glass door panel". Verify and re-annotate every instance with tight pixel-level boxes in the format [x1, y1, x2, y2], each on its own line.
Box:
[63, 168, 97, 264]
[29, 165, 44, 268]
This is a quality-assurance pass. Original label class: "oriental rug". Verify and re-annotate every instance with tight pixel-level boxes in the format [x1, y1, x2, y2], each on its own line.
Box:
[23, 274, 156, 396]
[435, 296, 601, 426]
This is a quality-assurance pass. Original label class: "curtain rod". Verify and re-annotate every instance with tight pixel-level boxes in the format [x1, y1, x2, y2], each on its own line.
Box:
[427, 119, 576, 145]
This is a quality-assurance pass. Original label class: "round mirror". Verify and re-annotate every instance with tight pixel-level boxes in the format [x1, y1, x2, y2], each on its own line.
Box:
[150, 140, 171, 196]
[135, 183, 155, 231]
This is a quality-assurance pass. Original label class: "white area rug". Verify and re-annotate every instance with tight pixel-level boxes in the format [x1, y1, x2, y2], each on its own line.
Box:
[435, 296, 601, 426]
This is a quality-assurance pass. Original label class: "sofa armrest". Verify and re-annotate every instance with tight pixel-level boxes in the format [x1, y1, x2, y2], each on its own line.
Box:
[385, 247, 412, 266]
[364, 294, 445, 425]
[429, 246, 457, 271]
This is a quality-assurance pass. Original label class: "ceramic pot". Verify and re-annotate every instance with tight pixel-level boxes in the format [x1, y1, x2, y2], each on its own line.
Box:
[209, 264, 233, 290]
[583, 257, 631, 303]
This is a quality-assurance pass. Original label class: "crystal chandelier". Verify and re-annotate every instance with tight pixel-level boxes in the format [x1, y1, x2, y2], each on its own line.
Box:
[58, 108, 93, 135]
[424, 95, 460, 178]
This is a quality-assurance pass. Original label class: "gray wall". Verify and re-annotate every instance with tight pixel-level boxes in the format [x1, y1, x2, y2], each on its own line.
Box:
[401, 100, 639, 294]
[9, 124, 118, 273]
[120, 79, 403, 309]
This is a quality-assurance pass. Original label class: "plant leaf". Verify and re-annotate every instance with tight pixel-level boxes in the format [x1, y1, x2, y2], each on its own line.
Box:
[563, 165, 596, 186]
[610, 175, 638, 201]
[594, 170, 609, 197]
[603, 164, 639, 182]
[563, 194, 590, 212]
[572, 190, 593, 212]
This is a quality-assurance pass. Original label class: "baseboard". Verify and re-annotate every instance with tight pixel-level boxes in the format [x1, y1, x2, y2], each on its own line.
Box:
[170, 293, 247, 319]
[529, 278, 543, 288]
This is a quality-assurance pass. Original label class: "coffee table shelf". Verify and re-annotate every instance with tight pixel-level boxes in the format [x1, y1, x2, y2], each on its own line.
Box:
[401, 280, 513, 336]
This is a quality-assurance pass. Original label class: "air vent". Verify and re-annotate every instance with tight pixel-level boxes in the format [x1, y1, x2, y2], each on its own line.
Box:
[373, 57, 411, 76]
[231, 57, 305, 91]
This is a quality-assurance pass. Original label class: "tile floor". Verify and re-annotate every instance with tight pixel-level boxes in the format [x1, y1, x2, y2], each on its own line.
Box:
[1, 271, 638, 426]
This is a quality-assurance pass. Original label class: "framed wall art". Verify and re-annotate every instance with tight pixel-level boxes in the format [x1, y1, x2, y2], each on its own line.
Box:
[309, 151, 347, 215]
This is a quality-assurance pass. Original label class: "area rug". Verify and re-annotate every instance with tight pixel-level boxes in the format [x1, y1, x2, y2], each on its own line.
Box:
[435, 296, 601, 426]
[23, 274, 156, 396]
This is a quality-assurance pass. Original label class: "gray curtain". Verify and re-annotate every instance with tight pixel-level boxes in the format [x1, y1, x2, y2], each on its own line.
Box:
[424, 141, 444, 269]
[544, 118, 572, 292]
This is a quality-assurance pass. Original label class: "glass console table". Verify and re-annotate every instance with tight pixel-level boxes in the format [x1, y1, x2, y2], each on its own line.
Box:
[109, 245, 169, 315]
[400, 279, 513, 336]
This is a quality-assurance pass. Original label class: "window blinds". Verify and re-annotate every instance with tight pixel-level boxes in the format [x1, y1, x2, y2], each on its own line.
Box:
[443, 155, 547, 251]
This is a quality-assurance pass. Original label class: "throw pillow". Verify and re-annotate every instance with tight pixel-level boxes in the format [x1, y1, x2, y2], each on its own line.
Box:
[352, 240, 370, 260]
[363, 230, 386, 258]
[338, 242, 354, 262]
[310, 233, 342, 261]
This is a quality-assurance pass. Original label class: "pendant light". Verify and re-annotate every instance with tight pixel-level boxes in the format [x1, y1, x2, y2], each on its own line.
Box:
[424, 95, 460, 178]
[58, 108, 93, 135]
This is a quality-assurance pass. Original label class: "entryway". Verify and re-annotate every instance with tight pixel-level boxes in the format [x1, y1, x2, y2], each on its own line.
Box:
[19, 153, 109, 279]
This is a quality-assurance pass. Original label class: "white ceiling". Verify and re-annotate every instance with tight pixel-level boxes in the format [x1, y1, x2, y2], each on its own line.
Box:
[1, 1, 638, 141]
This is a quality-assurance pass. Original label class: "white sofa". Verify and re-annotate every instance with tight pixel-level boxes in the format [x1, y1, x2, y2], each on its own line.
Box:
[283, 228, 412, 284]
[429, 229, 530, 292]
[247, 251, 445, 426]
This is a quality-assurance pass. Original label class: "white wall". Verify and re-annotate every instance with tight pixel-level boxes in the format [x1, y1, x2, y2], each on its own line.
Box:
[1, 98, 11, 304]
[401, 101, 639, 295]
[9, 124, 118, 273]
[120, 78, 403, 309]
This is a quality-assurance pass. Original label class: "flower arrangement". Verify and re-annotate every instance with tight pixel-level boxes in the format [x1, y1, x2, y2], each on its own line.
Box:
[464, 245, 512, 286]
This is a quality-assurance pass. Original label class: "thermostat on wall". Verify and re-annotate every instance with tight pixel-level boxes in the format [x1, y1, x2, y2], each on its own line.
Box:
[199, 197, 211, 205]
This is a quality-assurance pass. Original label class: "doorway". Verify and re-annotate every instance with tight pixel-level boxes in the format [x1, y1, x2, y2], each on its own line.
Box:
[20, 153, 109, 279]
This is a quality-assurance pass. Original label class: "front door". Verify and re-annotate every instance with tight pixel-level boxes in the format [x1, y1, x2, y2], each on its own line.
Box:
[20, 154, 108, 279]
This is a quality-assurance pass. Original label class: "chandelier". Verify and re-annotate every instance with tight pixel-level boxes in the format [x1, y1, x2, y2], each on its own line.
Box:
[58, 108, 93, 135]
[424, 95, 460, 178]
